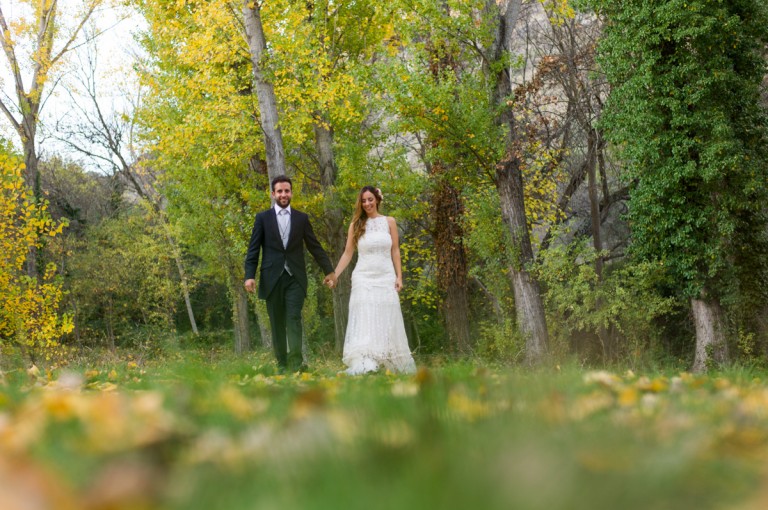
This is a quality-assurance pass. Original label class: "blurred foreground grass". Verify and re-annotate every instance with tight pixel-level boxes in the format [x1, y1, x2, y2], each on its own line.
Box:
[2, 350, 768, 510]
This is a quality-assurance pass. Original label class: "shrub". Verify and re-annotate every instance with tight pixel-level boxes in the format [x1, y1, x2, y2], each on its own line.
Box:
[0, 152, 72, 361]
[533, 238, 676, 365]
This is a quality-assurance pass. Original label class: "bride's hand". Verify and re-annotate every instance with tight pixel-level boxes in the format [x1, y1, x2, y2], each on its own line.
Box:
[395, 277, 402, 292]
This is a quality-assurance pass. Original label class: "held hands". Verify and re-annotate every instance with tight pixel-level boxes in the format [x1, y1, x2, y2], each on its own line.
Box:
[323, 273, 401, 291]
[323, 272, 337, 289]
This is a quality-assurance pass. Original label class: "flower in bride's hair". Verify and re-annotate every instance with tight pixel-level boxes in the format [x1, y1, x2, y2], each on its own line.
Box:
[375, 187, 384, 202]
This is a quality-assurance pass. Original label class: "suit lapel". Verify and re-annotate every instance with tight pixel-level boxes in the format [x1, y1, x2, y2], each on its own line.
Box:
[286, 210, 299, 247]
[268, 208, 283, 247]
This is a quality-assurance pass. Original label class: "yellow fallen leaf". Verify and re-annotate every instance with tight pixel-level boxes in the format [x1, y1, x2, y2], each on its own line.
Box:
[617, 387, 639, 407]
[583, 370, 621, 388]
[0, 454, 78, 510]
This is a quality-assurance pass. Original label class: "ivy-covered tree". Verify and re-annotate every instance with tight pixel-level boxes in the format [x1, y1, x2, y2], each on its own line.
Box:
[597, 0, 768, 370]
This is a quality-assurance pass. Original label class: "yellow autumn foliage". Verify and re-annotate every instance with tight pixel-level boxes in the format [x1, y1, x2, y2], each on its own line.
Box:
[0, 153, 72, 359]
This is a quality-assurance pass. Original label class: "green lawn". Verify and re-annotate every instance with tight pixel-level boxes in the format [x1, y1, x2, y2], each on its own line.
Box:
[2, 350, 767, 510]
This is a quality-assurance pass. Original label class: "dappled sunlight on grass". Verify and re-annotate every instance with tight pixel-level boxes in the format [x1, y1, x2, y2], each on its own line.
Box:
[2, 354, 768, 509]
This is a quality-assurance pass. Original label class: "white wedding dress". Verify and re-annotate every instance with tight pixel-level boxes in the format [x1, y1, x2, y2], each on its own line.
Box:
[342, 216, 417, 375]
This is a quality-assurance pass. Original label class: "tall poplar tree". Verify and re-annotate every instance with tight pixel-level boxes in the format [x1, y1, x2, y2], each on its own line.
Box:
[135, 0, 267, 353]
[597, 0, 768, 370]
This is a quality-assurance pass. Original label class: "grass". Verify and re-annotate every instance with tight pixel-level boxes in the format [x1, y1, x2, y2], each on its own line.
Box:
[2, 348, 768, 509]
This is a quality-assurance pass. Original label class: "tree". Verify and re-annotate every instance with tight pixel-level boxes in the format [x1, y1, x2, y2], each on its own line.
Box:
[420, 4, 473, 354]
[134, 0, 273, 353]
[52, 34, 200, 335]
[379, 0, 571, 361]
[484, 0, 552, 364]
[242, 0, 286, 183]
[136, 0, 402, 355]
[0, 143, 71, 362]
[262, 0, 398, 352]
[306, 1, 392, 353]
[535, 5, 624, 359]
[0, 0, 99, 277]
[597, 0, 768, 371]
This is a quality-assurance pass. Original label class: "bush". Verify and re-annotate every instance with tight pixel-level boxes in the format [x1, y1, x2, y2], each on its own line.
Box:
[0, 152, 71, 362]
[474, 318, 525, 364]
[533, 238, 676, 365]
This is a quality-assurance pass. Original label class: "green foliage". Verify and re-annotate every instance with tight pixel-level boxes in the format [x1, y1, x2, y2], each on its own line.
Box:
[533, 236, 677, 363]
[0, 151, 72, 361]
[66, 208, 180, 347]
[464, 184, 513, 289]
[733, 329, 766, 369]
[134, 0, 267, 293]
[262, 0, 394, 142]
[596, 0, 768, 301]
[375, 0, 505, 180]
[474, 318, 525, 363]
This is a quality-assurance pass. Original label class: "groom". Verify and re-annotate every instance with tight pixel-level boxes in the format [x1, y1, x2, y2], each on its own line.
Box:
[244, 175, 336, 373]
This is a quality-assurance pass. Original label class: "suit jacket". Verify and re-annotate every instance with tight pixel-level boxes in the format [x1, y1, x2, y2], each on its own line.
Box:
[244, 207, 334, 300]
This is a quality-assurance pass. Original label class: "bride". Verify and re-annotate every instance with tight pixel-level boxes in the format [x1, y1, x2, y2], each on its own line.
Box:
[325, 186, 417, 375]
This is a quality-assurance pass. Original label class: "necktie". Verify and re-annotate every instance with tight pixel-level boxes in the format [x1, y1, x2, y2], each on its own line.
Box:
[278, 209, 290, 248]
[278, 209, 292, 275]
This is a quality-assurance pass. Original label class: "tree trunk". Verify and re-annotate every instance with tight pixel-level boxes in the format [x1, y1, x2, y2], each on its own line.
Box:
[432, 172, 471, 354]
[587, 132, 603, 277]
[243, 1, 290, 355]
[497, 159, 549, 363]
[586, 130, 610, 359]
[243, 1, 287, 180]
[23, 138, 40, 279]
[424, 9, 472, 355]
[403, 306, 422, 353]
[233, 282, 251, 354]
[161, 228, 198, 335]
[487, 0, 548, 364]
[106, 299, 116, 352]
[1, 2, 96, 278]
[314, 121, 350, 352]
[691, 293, 728, 373]
[253, 299, 272, 348]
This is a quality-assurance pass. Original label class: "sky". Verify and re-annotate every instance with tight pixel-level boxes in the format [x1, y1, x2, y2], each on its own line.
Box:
[0, 2, 145, 172]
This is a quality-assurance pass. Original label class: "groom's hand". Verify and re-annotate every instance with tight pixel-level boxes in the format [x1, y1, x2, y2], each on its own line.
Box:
[323, 272, 337, 289]
[244, 279, 256, 293]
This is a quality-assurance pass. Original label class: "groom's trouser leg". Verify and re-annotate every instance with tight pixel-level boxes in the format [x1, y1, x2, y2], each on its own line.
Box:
[283, 275, 305, 371]
[266, 277, 288, 369]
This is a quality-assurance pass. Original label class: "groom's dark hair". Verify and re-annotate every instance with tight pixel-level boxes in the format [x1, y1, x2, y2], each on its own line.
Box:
[271, 175, 292, 191]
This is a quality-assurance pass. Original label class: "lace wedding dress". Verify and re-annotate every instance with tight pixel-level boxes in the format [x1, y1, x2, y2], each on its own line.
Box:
[342, 216, 417, 375]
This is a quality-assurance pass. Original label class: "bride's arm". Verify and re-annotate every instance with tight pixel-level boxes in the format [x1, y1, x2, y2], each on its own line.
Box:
[333, 222, 357, 277]
[388, 216, 403, 292]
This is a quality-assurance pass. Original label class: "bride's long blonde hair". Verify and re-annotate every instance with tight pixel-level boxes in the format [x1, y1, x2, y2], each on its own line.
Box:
[351, 186, 383, 246]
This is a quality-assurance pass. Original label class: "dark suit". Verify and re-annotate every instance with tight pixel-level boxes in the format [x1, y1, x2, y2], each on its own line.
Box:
[244, 206, 333, 371]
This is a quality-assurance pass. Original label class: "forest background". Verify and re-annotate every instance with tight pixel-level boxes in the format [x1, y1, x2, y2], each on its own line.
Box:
[2, 0, 768, 373]
[3, 1, 768, 509]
